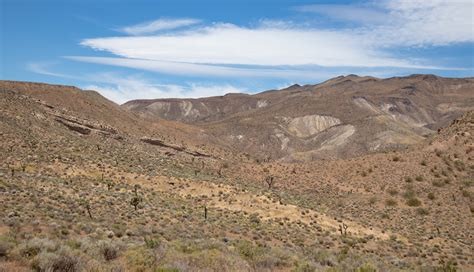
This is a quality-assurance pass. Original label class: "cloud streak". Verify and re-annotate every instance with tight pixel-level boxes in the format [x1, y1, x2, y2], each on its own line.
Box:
[26, 62, 248, 104]
[120, 18, 201, 35]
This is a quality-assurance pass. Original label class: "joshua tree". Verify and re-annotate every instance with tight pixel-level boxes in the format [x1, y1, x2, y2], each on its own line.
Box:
[133, 184, 141, 196]
[105, 179, 113, 191]
[264, 175, 275, 189]
[81, 199, 93, 219]
[339, 223, 348, 236]
[130, 196, 141, 211]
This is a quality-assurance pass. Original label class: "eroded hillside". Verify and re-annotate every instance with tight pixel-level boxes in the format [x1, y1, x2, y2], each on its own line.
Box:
[124, 75, 474, 161]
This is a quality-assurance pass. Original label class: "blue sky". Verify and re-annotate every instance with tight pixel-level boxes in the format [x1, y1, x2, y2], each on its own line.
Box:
[1, 0, 473, 103]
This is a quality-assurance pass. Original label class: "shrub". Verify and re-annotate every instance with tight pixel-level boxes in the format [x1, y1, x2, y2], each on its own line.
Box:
[31, 247, 81, 272]
[0, 235, 15, 257]
[416, 208, 429, 216]
[415, 176, 424, 182]
[385, 199, 397, 207]
[406, 197, 421, 207]
[427, 192, 435, 200]
[404, 177, 413, 183]
[392, 156, 400, 162]
[99, 241, 119, 261]
[387, 188, 398, 196]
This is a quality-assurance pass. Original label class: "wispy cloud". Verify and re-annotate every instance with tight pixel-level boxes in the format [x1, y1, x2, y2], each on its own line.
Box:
[26, 62, 247, 103]
[296, 0, 474, 47]
[294, 4, 387, 24]
[64, 56, 371, 79]
[120, 18, 200, 35]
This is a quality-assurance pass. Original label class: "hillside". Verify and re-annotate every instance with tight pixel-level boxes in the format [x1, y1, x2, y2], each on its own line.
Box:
[124, 75, 474, 161]
[0, 80, 472, 271]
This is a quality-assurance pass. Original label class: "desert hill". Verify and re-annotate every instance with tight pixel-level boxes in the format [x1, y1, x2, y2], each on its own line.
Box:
[124, 74, 474, 161]
[0, 79, 472, 271]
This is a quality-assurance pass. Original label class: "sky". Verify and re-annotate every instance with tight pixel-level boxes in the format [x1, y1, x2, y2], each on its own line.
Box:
[1, 0, 473, 104]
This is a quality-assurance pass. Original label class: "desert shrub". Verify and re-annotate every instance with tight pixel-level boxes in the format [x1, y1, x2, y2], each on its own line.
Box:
[420, 160, 427, 166]
[453, 160, 465, 171]
[432, 180, 445, 187]
[124, 246, 157, 271]
[235, 240, 265, 262]
[98, 241, 119, 261]
[461, 189, 471, 199]
[15, 238, 58, 259]
[385, 199, 397, 207]
[416, 208, 429, 216]
[356, 263, 377, 272]
[31, 247, 81, 272]
[406, 197, 421, 207]
[427, 192, 436, 200]
[392, 156, 400, 162]
[404, 177, 413, 183]
[387, 188, 398, 196]
[403, 187, 416, 199]
[145, 236, 161, 249]
[0, 235, 15, 258]
[292, 261, 317, 272]
[415, 175, 424, 182]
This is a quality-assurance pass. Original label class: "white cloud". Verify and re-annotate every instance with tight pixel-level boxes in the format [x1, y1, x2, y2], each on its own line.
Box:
[120, 18, 200, 35]
[82, 75, 246, 104]
[81, 24, 425, 68]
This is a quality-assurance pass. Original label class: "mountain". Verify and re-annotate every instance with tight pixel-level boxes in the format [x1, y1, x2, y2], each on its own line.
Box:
[0, 79, 472, 271]
[123, 74, 474, 161]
